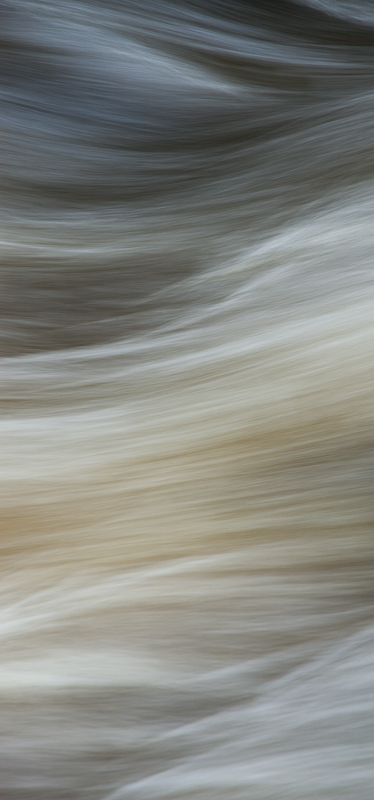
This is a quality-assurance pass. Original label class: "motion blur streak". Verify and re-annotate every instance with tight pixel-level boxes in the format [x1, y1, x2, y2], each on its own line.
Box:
[1, 0, 374, 797]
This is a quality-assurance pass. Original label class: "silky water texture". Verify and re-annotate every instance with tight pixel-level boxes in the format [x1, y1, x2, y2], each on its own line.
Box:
[2, 1, 374, 798]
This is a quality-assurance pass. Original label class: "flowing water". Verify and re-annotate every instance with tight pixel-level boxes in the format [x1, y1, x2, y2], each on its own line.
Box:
[2, 1, 374, 797]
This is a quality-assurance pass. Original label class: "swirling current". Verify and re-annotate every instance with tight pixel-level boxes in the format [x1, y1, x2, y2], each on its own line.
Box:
[2, 1, 374, 798]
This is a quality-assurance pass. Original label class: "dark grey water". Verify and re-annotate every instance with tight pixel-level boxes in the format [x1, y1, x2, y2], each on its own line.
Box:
[2, 1, 374, 798]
